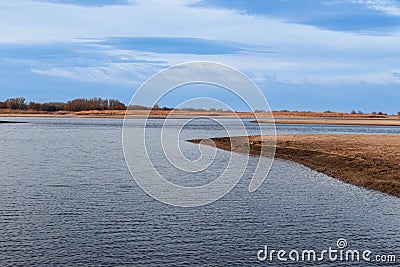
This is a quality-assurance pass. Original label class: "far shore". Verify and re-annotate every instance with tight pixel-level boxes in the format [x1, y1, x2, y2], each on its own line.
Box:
[253, 119, 400, 127]
[188, 134, 400, 198]
[1, 109, 399, 126]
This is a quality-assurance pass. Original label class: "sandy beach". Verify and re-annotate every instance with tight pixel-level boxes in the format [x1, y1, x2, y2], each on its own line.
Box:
[189, 134, 400, 198]
[254, 118, 400, 127]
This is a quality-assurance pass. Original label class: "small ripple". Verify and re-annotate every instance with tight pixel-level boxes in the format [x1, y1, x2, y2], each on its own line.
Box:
[46, 184, 73, 188]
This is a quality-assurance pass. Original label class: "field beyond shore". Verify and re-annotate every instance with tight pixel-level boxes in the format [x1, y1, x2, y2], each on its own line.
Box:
[189, 134, 400, 198]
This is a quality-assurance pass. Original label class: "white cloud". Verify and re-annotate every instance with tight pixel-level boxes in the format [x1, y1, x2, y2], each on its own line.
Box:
[1, 0, 400, 86]
[31, 62, 163, 84]
[342, 0, 400, 16]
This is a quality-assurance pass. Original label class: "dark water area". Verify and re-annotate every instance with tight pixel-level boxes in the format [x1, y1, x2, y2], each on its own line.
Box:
[0, 117, 399, 266]
[0, 120, 27, 124]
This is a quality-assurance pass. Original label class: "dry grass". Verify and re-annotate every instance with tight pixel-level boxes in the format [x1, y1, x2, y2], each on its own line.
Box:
[1, 109, 398, 119]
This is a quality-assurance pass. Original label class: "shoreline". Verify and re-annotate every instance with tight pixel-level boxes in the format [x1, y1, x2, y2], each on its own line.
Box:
[188, 134, 400, 198]
[253, 119, 400, 127]
[1, 110, 399, 126]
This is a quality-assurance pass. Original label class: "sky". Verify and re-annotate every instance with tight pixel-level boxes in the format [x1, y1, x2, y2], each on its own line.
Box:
[0, 0, 400, 113]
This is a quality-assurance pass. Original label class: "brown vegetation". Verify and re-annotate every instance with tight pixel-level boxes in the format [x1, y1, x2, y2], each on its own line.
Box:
[0, 97, 126, 112]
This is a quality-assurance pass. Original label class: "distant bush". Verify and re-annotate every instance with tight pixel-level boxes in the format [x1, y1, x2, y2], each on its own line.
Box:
[128, 105, 150, 110]
[28, 101, 65, 112]
[28, 102, 41, 111]
[42, 102, 65, 112]
[64, 98, 126, 111]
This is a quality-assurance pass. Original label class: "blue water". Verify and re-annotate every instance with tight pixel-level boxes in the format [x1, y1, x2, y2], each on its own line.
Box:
[0, 117, 399, 266]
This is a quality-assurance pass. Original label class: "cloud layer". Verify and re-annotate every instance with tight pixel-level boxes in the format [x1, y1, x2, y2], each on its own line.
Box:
[0, 0, 399, 113]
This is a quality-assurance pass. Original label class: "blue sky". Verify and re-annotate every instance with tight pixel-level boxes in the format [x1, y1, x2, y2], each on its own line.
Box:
[0, 0, 399, 113]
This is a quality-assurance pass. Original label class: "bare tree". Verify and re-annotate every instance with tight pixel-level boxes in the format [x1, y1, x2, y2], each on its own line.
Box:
[5, 97, 27, 110]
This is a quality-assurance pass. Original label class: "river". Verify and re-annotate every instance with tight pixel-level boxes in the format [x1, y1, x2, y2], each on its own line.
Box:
[0, 117, 399, 266]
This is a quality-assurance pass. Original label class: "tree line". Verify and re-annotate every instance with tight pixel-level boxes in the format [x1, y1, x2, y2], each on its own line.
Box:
[0, 97, 126, 112]
[1, 97, 399, 116]
[0, 98, 231, 113]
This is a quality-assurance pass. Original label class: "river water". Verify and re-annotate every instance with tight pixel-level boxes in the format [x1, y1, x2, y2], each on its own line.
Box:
[0, 117, 399, 266]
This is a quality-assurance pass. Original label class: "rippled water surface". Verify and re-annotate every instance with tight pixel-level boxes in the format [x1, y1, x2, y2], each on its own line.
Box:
[0, 118, 399, 266]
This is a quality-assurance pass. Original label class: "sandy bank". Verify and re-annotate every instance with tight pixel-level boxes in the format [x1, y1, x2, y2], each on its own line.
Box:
[1, 109, 398, 122]
[188, 134, 400, 198]
[254, 119, 400, 127]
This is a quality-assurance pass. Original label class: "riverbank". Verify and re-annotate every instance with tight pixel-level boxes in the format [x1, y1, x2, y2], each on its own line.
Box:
[253, 119, 400, 127]
[188, 134, 400, 198]
[1, 110, 399, 126]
